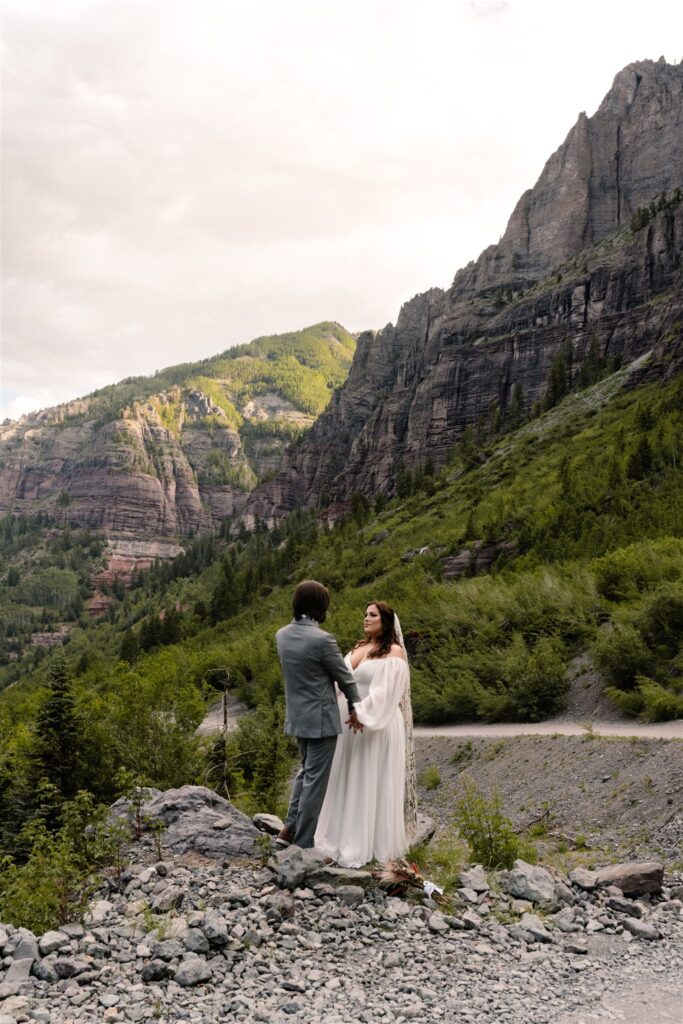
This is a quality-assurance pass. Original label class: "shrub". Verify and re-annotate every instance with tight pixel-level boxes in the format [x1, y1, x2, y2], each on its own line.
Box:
[592, 625, 651, 689]
[638, 584, 683, 657]
[418, 766, 442, 790]
[454, 776, 519, 869]
[636, 676, 683, 722]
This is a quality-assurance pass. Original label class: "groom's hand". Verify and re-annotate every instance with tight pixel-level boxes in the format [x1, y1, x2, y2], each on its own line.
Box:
[346, 709, 363, 733]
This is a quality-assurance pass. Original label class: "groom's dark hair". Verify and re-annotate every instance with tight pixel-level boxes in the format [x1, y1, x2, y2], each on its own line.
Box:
[293, 580, 330, 623]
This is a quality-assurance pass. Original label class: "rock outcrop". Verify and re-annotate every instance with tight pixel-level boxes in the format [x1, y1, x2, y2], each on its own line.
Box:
[0, 323, 355, 572]
[245, 60, 683, 523]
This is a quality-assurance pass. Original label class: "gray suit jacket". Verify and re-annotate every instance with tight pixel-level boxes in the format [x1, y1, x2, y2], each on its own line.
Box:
[276, 618, 360, 739]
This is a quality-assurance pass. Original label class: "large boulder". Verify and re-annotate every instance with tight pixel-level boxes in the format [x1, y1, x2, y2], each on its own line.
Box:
[595, 861, 664, 896]
[110, 785, 260, 860]
[503, 860, 556, 905]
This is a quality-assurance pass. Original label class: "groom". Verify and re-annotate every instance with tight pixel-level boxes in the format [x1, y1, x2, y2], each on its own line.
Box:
[275, 579, 361, 849]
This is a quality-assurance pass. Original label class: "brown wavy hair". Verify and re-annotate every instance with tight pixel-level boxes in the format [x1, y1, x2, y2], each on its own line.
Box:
[354, 601, 399, 659]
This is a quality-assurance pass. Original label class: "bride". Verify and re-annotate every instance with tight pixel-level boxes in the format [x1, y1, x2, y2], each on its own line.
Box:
[315, 601, 417, 867]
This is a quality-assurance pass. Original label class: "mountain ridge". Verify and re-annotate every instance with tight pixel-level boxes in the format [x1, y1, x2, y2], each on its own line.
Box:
[245, 59, 683, 524]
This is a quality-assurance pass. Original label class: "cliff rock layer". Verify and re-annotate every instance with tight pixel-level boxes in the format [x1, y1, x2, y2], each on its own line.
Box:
[0, 324, 355, 570]
[245, 60, 683, 523]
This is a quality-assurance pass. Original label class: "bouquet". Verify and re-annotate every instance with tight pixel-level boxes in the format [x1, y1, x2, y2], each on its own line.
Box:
[374, 858, 448, 906]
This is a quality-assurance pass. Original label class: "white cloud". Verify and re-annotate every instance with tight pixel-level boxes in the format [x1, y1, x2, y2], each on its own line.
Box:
[1, 0, 682, 419]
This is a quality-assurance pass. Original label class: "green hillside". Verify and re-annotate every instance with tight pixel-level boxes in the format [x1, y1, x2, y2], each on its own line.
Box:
[0, 322, 356, 666]
[1, 355, 682, 926]
[54, 321, 356, 426]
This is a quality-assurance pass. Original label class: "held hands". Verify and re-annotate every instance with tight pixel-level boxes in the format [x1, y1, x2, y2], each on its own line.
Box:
[346, 708, 364, 733]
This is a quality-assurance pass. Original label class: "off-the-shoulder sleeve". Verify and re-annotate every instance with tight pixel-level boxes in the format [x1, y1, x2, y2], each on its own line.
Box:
[354, 657, 408, 731]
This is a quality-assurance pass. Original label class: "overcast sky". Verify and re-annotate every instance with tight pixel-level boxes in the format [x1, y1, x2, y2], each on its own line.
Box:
[1, 0, 681, 421]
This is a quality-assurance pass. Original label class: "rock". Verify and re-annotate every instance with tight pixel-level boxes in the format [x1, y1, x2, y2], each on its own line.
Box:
[622, 917, 661, 940]
[553, 908, 579, 933]
[569, 868, 599, 890]
[554, 881, 575, 905]
[200, 910, 229, 947]
[519, 913, 553, 944]
[458, 865, 489, 893]
[563, 941, 588, 955]
[86, 900, 114, 924]
[32, 958, 59, 983]
[458, 887, 480, 904]
[504, 860, 556, 904]
[336, 885, 365, 907]
[174, 957, 214, 987]
[252, 813, 284, 835]
[118, 785, 261, 860]
[11, 929, 39, 960]
[607, 896, 643, 917]
[38, 930, 71, 955]
[595, 861, 664, 896]
[273, 846, 329, 890]
[152, 939, 185, 961]
[3, 958, 34, 983]
[462, 910, 482, 930]
[245, 61, 683, 528]
[182, 928, 210, 954]
[151, 885, 184, 912]
[428, 913, 449, 933]
[54, 958, 92, 979]
[140, 960, 170, 982]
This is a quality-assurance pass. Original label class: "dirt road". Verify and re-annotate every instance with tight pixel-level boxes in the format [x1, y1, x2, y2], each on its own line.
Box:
[414, 720, 683, 740]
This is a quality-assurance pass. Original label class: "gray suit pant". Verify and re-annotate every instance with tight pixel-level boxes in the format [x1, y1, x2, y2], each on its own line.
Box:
[285, 734, 338, 849]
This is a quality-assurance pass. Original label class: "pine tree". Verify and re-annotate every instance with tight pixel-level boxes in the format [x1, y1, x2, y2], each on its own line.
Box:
[627, 436, 653, 480]
[119, 628, 139, 665]
[508, 382, 525, 426]
[210, 557, 238, 623]
[29, 653, 83, 802]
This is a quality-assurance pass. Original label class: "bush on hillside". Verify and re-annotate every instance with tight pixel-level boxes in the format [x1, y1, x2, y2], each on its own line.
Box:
[592, 625, 652, 688]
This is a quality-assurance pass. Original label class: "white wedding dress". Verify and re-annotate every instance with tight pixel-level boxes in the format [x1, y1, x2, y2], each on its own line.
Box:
[315, 654, 409, 868]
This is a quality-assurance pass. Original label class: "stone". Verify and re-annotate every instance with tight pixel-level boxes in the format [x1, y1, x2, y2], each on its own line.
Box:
[622, 917, 661, 941]
[115, 785, 260, 860]
[569, 868, 599, 890]
[458, 865, 489, 893]
[152, 939, 185, 961]
[252, 813, 284, 835]
[11, 930, 39, 960]
[519, 913, 553, 944]
[54, 958, 92, 979]
[182, 928, 210, 954]
[428, 914, 449, 934]
[607, 896, 643, 917]
[3, 958, 33, 983]
[273, 846, 330, 890]
[38, 930, 70, 955]
[32, 958, 60, 983]
[563, 941, 588, 955]
[87, 900, 114, 924]
[505, 861, 556, 904]
[595, 862, 664, 896]
[200, 910, 229, 946]
[458, 887, 480, 904]
[151, 886, 184, 913]
[174, 957, 214, 987]
[140, 960, 170, 982]
[336, 885, 365, 907]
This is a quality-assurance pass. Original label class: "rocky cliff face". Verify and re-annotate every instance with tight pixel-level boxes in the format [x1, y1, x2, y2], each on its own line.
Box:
[245, 60, 683, 523]
[0, 324, 355, 577]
